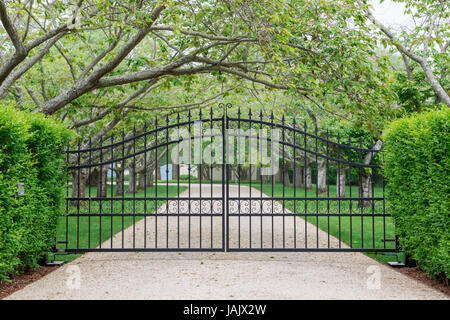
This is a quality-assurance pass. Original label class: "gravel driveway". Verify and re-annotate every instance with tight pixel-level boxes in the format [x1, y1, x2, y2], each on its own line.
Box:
[4, 185, 448, 300]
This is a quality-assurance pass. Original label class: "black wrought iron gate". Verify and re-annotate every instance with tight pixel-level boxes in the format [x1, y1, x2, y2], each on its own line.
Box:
[59, 104, 397, 253]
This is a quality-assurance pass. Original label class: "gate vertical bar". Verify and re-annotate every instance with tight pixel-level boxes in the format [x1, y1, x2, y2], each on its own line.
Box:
[210, 107, 214, 248]
[155, 118, 158, 249]
[326, 130, 330, 248]
[76, 139, 80, 249]
[199, 109, 203, 249]
[304, 121, 308, 248]
[359, 137, 364, 249]
[382, 150, 386, 249]
[348, 136, 353, 248]
[98, 136, 102, 248]
[315, 125, 319, 248]
[281, 115, 285, 249]
[238, 107, 241, 249]
[121, 130, 125, 248]
[176, 115, 180, 249]
[188, 111, 191, 249]
[65, 144, 69, 251]
[166, 115, 169, 249]
[223, 104, 229, 251]
[337, 133, 342, 248]
[371, 138, 375, 249]
[293, 117, 297, 249]
[132, 125, 136, 248]
[144, 123, 147, 249]
[110, 134, 114, 248]
[271, 112, 274, 248]
[249, 109, 252, 249]
[88, 137, 92, 249]
[259, 110, 263, 248]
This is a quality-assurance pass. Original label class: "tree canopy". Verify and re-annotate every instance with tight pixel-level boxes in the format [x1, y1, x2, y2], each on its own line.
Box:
[0, 0, 447, 143]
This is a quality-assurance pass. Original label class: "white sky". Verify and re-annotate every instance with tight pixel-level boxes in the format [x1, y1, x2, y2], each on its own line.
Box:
[370, 0, 414, 30]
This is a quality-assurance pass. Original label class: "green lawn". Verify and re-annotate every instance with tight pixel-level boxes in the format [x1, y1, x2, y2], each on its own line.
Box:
[52, 184, 187, 262]
[251, 182, 399, 263]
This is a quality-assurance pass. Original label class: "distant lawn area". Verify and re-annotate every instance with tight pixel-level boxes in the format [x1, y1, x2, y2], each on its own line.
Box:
[52, 185, 187, 262]
[251, 182, 398, 263]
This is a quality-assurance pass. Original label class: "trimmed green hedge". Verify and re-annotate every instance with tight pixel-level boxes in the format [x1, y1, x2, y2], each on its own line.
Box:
[383, 107, 449, 279]
[0, 105, 71, 281]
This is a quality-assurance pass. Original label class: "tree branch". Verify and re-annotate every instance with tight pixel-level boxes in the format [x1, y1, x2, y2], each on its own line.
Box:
[360, 1, 450, 106]
[0, 33, 64, 97]
[38, 5, 165, 115]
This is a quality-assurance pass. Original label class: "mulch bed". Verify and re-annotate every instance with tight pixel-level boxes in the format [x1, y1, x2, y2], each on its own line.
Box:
[0, 266, 60, 300]
[395, 267, 450, 297]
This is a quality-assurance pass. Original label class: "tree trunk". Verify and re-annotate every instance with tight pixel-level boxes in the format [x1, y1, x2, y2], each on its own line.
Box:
[283, 168, 291, 187]
[237, 166, 246, 181]
[147, 168, 154, 187]
[137, 172, 146, 190]
[97, 166, 108, 198]
[88, 168, 99, 187]
[197, 165, 202, 180]
[420, 60, 450, 107]
[114, 167, 124, 196]
[125, 164, 136, 194]
[71, 170, 87, 205]
[336, 167, 347, 198]
[358, 174, 372, 208]
[232, 167, 239, 182]
[316, 161, 327, 194]
[304, 162, 312, 190]
[202, 166, 211, 180]
[156, 161, 161, 180]
[274, 163, 283, 183]
[173, 164, 179, 180]
[293, 165, 303, 187]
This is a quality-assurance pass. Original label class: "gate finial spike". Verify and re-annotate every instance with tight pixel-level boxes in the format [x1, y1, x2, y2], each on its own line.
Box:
[270, 111, 274, 121]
